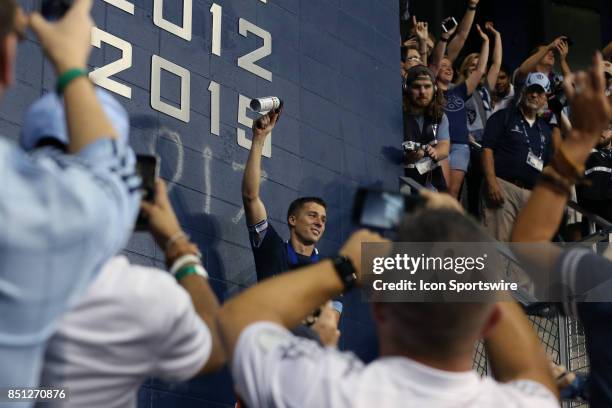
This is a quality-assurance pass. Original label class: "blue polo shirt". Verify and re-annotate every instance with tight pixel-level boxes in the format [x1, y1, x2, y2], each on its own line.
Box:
[444, 83, 471, 144]
[248, 219, 343, 315]
[482, 107, 553, 189]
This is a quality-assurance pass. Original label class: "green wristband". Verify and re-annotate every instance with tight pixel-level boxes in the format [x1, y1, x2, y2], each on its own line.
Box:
[56, 68, 88, 95]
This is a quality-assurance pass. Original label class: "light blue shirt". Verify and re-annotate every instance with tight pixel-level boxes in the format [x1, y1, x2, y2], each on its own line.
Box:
[0, 136, 141, 393]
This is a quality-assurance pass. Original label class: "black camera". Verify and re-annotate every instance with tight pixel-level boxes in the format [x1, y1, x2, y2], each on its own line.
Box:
[402, 140, 422, 152]
[352, 188, 425, 231]
[41, 0, 73, 20]
[547, 75, 567, 114]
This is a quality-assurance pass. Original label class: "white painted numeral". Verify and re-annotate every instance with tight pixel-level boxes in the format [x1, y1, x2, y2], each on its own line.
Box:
[101, 0, 134, 14]
[153, 0, 192, 41]
[89, 28, 132, 99]
[151, 55, 191, 123]
[210, 3, 222, 56]
[237, 18, 272, 81]
[208, 81, 220, 136]
[237, 94, 271, 157]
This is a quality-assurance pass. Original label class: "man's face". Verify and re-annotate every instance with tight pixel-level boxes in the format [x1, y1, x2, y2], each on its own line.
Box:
[404, 49, 422, 70]
[289, 202, 326, 245]
[541, 48, 555, 67]
[438, 58, 453, 83]
[495, 70, 510, 94]
[409, 77, 434, 108]
[522, 85, 547, 111]
[598, 123, 612, 148]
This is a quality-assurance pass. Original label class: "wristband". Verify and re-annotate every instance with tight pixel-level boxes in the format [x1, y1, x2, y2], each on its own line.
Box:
[468, 5, 477, 10]
[440, 37, 449, 43]
[56, 68, 88, 95]
[332, 256, 358, 292]
[552, 146, 585, 182]
[169, 254, 202, 276]
[175, 264, 209, 281]
[538, 166, 572, 196]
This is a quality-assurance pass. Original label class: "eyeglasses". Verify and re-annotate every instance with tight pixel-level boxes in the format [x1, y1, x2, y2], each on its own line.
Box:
[406, 56, 422, 62]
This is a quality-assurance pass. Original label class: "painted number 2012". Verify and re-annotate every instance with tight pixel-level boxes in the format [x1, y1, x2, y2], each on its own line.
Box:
[91, 0, 274, 157]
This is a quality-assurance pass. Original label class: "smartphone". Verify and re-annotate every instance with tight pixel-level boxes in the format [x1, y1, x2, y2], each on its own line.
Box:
[441, 17, 458, 33]
[352, 188, 425, 231]
[561, 36, 574, 47]
[135, 154, 160, 230]
[40, 0, 73, 20]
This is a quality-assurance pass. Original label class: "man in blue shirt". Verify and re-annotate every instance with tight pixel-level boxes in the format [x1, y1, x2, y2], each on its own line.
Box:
[0, 0, 140, 393]
[241, 108, 342, 335]
[481, 72, 554, 242]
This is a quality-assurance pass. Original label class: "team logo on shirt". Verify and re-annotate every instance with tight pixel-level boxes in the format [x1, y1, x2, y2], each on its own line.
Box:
[445, 93, 465, 112]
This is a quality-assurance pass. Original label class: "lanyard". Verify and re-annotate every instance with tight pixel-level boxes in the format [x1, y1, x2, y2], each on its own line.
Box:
[520, 119, 545, 160]
[286, 241, 319, 266]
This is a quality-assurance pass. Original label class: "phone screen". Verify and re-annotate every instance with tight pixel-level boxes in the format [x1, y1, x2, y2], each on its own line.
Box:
[135, 154, 159, 230]
[352, 188, 424, 230]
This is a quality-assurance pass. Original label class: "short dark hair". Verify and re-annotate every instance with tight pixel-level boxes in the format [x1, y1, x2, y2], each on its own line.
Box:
[382, 210, 496, 358]
[0, 0, 16, 40]
[498, 63, 511, 76]
[287, 197, 326, 222]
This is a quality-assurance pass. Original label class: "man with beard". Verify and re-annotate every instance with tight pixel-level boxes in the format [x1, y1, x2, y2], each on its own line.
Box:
[481, 72, 554, 241]
[402, 65, 450, 191]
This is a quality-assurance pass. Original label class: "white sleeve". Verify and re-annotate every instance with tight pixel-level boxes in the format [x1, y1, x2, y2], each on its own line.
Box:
[501, 380, 559, 407]
[232, 322, 363, 408]
[151, 282, 212, 382]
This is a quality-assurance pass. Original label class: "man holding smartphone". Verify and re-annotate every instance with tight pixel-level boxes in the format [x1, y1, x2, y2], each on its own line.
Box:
[0, 0, 141, 393]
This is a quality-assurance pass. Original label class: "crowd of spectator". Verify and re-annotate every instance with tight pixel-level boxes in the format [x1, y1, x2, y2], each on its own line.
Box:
[1, 0, 612, 407]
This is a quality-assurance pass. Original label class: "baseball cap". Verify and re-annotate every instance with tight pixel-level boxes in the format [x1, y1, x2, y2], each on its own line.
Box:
[524, 72, 551, 93]
[405, 65, 436, 85]
[20, 88, 129, 151]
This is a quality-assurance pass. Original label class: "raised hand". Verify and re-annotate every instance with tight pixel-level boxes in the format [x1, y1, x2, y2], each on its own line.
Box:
[485, 21, 500, 36]
[29, 0, 94, 74]
[475, 24, 489, 42]
[252, 108, 281, 141]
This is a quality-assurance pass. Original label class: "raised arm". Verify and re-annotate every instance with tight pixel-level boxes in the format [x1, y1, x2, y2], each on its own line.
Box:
[217, 230, 383, 356]
[485, 302, 558, 397]
[141, 180, 225, 374]
[465, 24, 489, 96]
[556, 39, 572, 79]
[413, 17, 430, 66]
[30, 0, 119, 153]
[485, 22, 502, 92]
[516, 37, 563, 82]
[446, 0, 479, 63]
[241, 110, 280, 226]
[512, 54, 612, 243]
[430, 20, 457, 77]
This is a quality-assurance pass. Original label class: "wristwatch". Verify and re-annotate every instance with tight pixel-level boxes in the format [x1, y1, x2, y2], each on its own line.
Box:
[332, 256, 358, 292]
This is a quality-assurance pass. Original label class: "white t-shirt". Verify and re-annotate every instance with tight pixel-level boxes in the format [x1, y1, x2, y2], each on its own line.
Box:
[233, 322, 559, 408]
[38, 256, 212, 408]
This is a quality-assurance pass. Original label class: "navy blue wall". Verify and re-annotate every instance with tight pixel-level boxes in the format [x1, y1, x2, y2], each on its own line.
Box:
[6, 0, 402, 406]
